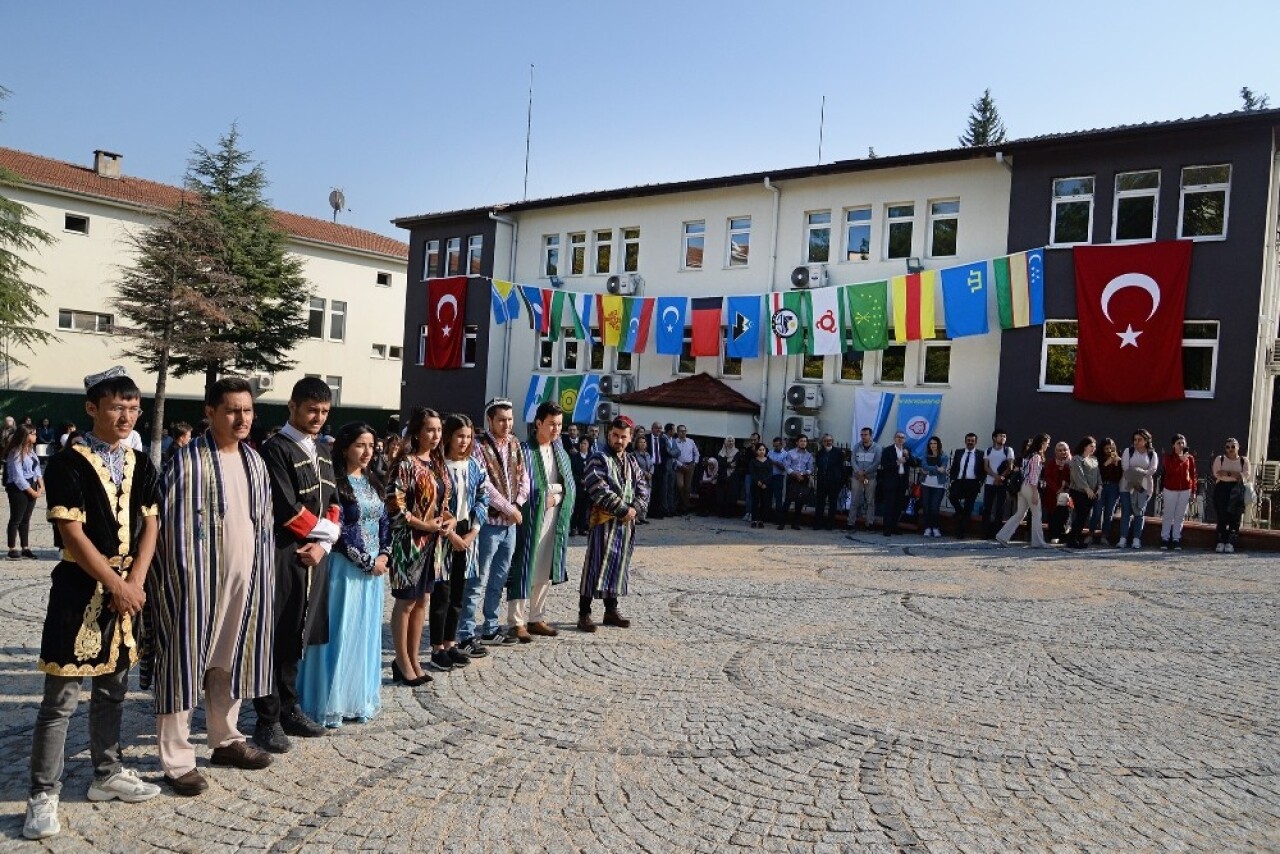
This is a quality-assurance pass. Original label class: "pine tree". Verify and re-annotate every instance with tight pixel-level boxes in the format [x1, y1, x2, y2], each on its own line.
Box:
[0, 86, 55, 369]
[182, 124, 311, 390]
[958, 88, 1007, 147]
[1241, 86, 1271, 111]
[113, 197, 250, 464]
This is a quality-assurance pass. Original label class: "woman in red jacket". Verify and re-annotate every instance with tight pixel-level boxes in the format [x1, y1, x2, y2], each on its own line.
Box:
[1159, 433, 1196, 551]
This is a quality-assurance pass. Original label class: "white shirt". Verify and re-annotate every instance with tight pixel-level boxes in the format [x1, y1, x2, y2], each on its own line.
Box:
[126, 430, 144, 451]
[675, 437, 699, 466]
[984, 445, 1013, 485]
[956, 447, 979, 480]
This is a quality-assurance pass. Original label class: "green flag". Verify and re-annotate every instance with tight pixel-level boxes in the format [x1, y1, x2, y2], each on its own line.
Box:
[549, 291, 568, 342]
[841, 281, 889, 351]
[767, 291, 807, 355]
[556, 374, 584, 415]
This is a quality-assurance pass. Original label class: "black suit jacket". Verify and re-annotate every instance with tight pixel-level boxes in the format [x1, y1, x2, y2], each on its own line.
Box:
[949, 447, 983, 483]
[878, 445, 915, 487]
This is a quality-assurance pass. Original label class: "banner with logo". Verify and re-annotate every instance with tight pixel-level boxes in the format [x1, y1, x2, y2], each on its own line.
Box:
[895, 393, 943, 457]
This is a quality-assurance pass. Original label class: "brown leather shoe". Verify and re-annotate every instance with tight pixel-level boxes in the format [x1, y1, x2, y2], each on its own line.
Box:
[508, 625, 534, 643]
[602, 610, 631, 628]
[527, 621, 558, 637]
[210, 739, 273, 770]
[165, 768, 208, 797]
[576, 614, 597, 633]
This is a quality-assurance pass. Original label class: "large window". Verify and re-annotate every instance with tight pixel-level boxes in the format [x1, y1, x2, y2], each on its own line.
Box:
[877, 342, 906, 384]
[884, 204, 914, 259]
[614, 349, 635, 373]
[445, 237, 462, 275]
[325, 376, 342, 406]
[844, 207, 871, 261]
[568, 232, 586, 275]
[676, 332, 695, 375]
[417, 324, 428, 365]
[57, 309, 112, 334]
[927, 200, 959, 257]
[537, 335, 554, 371]
[805, 211, 831, 263]
[800, 354, 824, 381]
[562, 330, 580, 371]
[422, 239, 439, 280]
[307, 298, 325, 338]
[839, 350, 863, 382]
[466, 235, 483, 274]
[328, 300, 346, 341]
[727, 217, 751, 267]
[682, 221, 705, 270]
[1179, 165, 1231, 240]
[593, 229, 613, 275]
[543, 235, 560, 277]
[463, 325, 478, 368]
[622, 227, 640, 272]
[721, 328, 742, 378]
[1050, 177, 1094, 245]
[1038, 320, 1219, 397]
[1113, 170, 1160, 242]
[920, 338, 951, 385]
[589, 334, 605, 371]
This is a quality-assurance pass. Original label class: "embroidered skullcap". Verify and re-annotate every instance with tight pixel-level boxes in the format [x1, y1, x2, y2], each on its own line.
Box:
[484, 397, 514, 417]
[83, 366, 130, 391]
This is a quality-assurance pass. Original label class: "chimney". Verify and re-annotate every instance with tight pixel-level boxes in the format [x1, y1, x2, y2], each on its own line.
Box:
[93, 150, 122, 179]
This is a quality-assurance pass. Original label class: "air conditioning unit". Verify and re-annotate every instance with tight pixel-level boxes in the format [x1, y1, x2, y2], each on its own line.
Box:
[595, 401, 620, 422]
[790, 264, 827, 289]
[599, 374, 635, 396]
[253, 373, 275, 393]
[606, 273, 642, 295]
[783, 415, 820, 440]
[785, 383, 823, 409]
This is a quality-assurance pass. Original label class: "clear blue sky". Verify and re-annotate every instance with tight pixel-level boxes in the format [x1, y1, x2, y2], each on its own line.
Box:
[4, 1, 1276, 239]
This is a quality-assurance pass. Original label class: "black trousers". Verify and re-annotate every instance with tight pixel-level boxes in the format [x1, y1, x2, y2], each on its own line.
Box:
[950, 482, 980, 537]
[428, 553, 468, 646]
[579, 595, 619, 615]
[883, 485, 907, 534]
[814, 483, 841, 529]
[1067, 490, 1096, 545]
[782, 479, 812, 526]
[6, 485, 35, 548]
[981, 483, 1008, 537]
[254, 550, 329, 725]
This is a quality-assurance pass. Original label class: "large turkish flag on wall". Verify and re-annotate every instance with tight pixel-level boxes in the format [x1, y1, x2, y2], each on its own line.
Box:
[1073, 241, 1192, 403]
[426, 276, 468, 369]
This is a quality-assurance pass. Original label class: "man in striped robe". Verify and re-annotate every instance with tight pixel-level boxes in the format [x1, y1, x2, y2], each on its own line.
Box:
[143, 378, 275, 796]
[578, 416, 648, 632]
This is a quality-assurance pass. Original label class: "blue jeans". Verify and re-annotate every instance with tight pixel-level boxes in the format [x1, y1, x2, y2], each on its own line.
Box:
[921, 485, 945, 530]
[1090, 482, 1121, 539]
[459, 523, 516, 641]
[1118, 490, 1150, 543]
[769, 475, 785, 515]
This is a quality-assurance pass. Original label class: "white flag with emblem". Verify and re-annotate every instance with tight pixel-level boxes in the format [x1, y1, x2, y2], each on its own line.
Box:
[807, 286, 843, 356]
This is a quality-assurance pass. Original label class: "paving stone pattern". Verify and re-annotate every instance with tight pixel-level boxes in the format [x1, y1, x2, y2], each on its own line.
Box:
[0, 510, 1275, 852]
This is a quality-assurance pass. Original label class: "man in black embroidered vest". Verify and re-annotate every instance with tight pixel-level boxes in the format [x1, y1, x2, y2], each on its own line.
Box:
[253, 377, 341, 753]
[24, 367, 161, 841]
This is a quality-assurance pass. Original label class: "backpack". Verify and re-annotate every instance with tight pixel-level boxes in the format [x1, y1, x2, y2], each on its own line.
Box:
[1003, 457, 1027, 497]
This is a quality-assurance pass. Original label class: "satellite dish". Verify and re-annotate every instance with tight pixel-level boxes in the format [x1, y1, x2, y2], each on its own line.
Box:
[328, 188, 346, 222]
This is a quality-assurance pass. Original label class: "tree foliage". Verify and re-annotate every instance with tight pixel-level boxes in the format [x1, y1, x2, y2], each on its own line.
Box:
[0, 86, 55, 368]
[181, 124, 311, 387]
[1241, 86, 1271, 111]
[958, 88, 1007, 147]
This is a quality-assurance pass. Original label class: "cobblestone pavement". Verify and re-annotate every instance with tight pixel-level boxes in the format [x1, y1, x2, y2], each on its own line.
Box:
[0, 509, 1275, 853]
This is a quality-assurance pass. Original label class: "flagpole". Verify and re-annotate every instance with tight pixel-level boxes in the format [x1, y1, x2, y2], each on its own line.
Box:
[523, 64, 534, 201]
[817, 95, 825, 164]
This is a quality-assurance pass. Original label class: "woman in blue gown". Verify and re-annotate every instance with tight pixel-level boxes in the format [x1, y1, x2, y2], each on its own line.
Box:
[297, 422, 390, 727]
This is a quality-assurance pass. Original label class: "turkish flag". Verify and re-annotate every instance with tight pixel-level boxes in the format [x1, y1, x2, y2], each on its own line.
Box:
[1073, 241, 1192, 403]
[426, 276, 468, 369]
[690, 296, 722, 357]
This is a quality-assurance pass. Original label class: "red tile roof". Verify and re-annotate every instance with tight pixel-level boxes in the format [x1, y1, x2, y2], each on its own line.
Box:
[615, 372, 760, 414]
[0, 147, 408, 260]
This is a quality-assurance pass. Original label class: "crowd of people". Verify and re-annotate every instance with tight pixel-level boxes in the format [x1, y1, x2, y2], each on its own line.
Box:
[19, 369, 646, 840]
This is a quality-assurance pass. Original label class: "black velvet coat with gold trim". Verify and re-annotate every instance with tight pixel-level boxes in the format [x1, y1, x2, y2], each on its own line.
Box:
[39, 444, 160, 677]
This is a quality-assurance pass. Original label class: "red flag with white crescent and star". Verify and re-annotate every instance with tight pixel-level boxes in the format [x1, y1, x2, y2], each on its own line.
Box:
[426, 276, 468, 369]
[1072, 241, 1192, 403]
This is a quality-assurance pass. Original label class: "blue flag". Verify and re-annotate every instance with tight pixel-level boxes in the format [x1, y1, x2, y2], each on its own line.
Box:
[574, 374, 603, 424]
[490, 281, 521, 325]
[655, 296, 687, 355]
[523, 374, 554, 423]
[895, 394, 943, 457]
[854, 388, 894, 443]
[518, 285, 546, 333]
[725, 295, 761, 359]
[940, 262, 989, 338]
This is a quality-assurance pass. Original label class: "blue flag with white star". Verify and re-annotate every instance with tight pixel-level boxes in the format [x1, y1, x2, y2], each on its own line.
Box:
[654, 296, 687, 355]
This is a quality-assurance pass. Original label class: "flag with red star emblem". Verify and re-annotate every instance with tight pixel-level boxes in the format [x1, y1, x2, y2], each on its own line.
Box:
[426, 276, 468, 369]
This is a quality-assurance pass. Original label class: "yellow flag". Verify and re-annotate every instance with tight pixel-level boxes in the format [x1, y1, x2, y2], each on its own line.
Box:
[600, 295, 624, 348]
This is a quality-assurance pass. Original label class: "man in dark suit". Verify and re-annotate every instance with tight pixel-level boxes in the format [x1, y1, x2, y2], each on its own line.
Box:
[812, 434, 847, 530]
[878, 431, 917, 536]
[948, 432, 983, 538]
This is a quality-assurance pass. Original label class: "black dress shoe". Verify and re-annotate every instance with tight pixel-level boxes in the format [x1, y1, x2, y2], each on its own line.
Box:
[165, 768, 208, 797]
[280, 709, 326, 738]
[210, 739, 273, 770]
[253, 722, 291, 753]
[390, 661, 406, 684]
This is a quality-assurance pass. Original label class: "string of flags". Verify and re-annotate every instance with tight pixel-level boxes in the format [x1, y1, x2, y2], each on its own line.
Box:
[480, 248, 1046, 360]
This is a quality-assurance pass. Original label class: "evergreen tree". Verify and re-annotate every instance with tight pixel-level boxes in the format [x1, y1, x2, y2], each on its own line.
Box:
[1241, 86, 1271, 111]
[182, 124, 311, 390]
[0, 86, 55, 369]
[958, 88, 1007, 147]
[113, 197, 250, 464]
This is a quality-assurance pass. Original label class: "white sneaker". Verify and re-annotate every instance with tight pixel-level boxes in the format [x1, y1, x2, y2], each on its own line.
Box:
[87, 768, 161, 803]
[1215, 542, 1225, 553]
[23, 792, 60, 840]
[1131, 539, 1142, 550]
[1225, 543, 1235, 554]
[1118, 539, 1129, 549]
[743, 513, 751, 522]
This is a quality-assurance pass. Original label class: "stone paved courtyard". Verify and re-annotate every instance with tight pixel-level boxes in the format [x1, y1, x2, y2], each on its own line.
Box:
[0, 510, 1275, 853]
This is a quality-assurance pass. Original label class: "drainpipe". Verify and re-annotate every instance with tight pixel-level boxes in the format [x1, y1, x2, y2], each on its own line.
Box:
[489, 211, 518, 398]
[761, 177, 781, 435]
[995, 151, 1012, 172]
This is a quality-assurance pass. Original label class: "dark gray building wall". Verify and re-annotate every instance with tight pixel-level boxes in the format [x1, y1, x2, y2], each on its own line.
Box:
[995, 122, 1276, 465]
[399, 216, 498, 423]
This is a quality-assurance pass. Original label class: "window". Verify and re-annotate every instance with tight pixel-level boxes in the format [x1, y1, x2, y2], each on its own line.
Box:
[64, 213, 89, 234]
[371, 343, 387, 359]
[844, 207, 871, 261]
[613, 349, 635, 373]
[1113, 170, 1160, 242]
[727, 217, 751, 267]
[445, 237, 462, 275]
[376, 271, 392, 287]
[57, 309, 112, 334]
[538, 335, 554, 371]
[839, 350, 863, 382]
[543, 235, 560, 277]
[568, 232, 586, 275]
[877, 342, 906, 384]
[1182, 321, 1219, 397]
[676, 332, 695, 375]
[463, 325, 478, 368]
[388, 345, 403, 361]
[308, 298, 325, 339]
[928, 200, 959, 257]
[721, 328, 742, 378]
[589, 333, 605, 371]
[682, 221, 705, 270]
[328, 300, 347, 341]
[467, 235, 483, 275]
[593, 229, 613, 275]
[920, 338, 951, 385]
[622, 227, 640, 273]
[805, 211, 831, 263]
[1039, 321, 1078, 391]
[325, 376, 342, 406]
[1050, 177, 1094, 245]
[423, 240, 439, 279]
[1179, 165, 1231, 240]
[562, 331, 580, 371]
[884, 204, 914, 259]
[417, 324, 427, 365]
[800, 354, 824, 381]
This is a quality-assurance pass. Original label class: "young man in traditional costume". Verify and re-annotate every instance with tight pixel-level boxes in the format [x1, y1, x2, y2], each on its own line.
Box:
[508, 401, 576, 638]
[253, 377, 340, 752]
[143, 377, 275, 796]
[577, 415, 648, 632]
[24, 368, 161, 840]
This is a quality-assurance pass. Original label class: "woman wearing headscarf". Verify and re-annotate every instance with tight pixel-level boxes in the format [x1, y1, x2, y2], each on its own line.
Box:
[715, 436, 742, 518]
